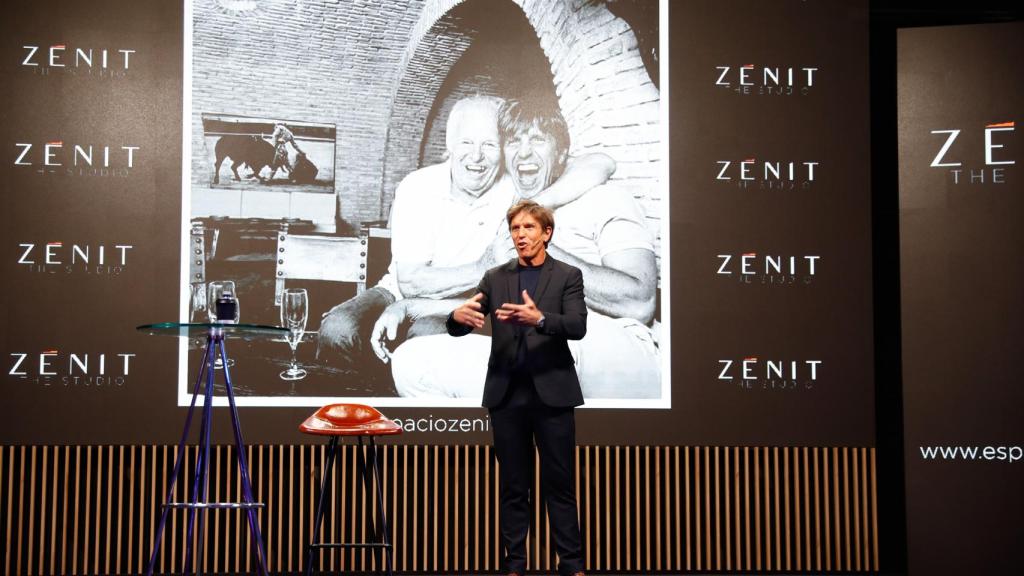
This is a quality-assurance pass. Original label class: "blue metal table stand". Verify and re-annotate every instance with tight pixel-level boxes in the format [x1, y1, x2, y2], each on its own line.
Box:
[145, 326, 269, 576]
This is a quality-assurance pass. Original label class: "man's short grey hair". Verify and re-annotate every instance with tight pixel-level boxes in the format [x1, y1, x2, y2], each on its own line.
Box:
[444, 95, 505, 153]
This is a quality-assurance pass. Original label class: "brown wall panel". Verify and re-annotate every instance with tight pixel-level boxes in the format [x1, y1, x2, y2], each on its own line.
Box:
[898, 21, 1024, 576]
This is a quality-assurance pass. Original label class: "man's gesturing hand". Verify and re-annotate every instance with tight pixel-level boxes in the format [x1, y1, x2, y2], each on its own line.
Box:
[495, 290, 544, 327]
[452, 293, 486, 329]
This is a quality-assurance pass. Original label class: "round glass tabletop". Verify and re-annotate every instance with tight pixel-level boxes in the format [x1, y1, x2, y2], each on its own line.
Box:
[136, 322, 290, 339]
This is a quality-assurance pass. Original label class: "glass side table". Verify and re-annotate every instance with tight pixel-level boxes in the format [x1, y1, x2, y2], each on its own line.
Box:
[137, 322, 289, 576]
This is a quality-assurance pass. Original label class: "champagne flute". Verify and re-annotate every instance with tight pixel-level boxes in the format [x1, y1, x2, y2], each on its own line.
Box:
[279, 288, 308, 381]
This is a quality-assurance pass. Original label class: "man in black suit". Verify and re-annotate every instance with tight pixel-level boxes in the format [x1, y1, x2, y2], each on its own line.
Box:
[448, 200, 588, 576]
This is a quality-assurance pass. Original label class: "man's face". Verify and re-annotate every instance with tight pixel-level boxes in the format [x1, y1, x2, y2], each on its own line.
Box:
[449, 106, 502, 198]
[509, 211, 552, 265]
[504, 123, 564, 199]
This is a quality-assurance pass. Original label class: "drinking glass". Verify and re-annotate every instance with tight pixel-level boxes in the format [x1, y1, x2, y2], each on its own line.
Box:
[206, 280, 238, 369]
[207, 280, 240, 324]
[279, 288, 308, 381]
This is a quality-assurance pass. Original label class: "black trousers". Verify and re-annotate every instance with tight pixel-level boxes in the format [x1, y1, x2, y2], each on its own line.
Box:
[489, 371, 583, 576]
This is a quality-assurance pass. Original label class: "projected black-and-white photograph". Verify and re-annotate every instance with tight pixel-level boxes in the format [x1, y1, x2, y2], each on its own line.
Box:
[181, 0, 666, 408]
[203, 114, 335, 188]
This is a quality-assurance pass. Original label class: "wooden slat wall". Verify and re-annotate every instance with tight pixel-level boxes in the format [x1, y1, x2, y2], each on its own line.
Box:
[0, 445, 879, 575]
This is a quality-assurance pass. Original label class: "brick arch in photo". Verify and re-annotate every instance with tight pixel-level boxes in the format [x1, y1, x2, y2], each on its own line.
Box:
[382, 0, 662, 246]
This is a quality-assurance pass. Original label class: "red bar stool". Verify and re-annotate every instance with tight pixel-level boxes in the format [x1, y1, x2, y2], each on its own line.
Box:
[300, 404, 402, 576]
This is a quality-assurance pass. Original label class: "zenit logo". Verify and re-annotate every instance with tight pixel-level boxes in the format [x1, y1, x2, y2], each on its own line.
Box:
[16, 242, 133, 276]
[718, 357, 822, 390]
[930, 121, 1015, 185]
[13, 141, 140, 177]
[9, 351, 136, 386]
[715, 64, 818, 96]
[21, 45, 136, 77]
[716, 253, 820, 285]
[716, 158, 819, 189]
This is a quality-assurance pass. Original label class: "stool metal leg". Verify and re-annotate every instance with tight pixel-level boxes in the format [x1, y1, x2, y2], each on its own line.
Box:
[145, 332, 269, 576]
[183, 354, 216, 574]
[305, 435, 392, 576]
[368, 437, 394, 576]
[220, 337, 269, 576]
[354, 436, 393, 576]
[305, 436, 340, 576]
[145, 336, 212, 576]
[355, 437, 377, 570]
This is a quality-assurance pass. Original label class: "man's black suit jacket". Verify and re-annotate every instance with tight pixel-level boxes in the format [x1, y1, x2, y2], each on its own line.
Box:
[446, 256, 588, 408]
